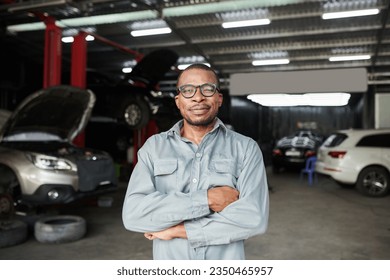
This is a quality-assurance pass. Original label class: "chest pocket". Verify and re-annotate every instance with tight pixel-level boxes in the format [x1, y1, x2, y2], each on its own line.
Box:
[208, 159, 240, 189]
[153, 160, 178, 193]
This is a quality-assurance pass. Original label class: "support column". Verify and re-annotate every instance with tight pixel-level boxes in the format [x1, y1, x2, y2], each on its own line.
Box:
[71, 31, 88, 147]
[43, 16, 62, 88]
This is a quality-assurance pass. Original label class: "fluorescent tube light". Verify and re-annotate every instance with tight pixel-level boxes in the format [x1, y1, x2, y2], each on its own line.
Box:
[178, 63, 210, 70]
[8, 0, 67, 12]
[247, 93, 350, 107]
[7, 10, 157, 32]
[322, 8, 379, 20]
[222, 18, 270, 29]
[252, 59, 290, 66]
[329, 55, 371, 62]
[131, 27, 171, 37]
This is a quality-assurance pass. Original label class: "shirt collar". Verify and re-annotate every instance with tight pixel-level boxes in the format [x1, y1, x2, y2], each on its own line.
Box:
[166, 118, 227, 138]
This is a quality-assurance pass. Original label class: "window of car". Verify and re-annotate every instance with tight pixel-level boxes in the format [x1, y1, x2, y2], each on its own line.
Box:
[356, 133, 390, 148]
[323, 133, 348, 148]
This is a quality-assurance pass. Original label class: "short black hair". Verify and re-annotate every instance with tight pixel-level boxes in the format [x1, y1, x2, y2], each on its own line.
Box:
[177, 64, 220, 88]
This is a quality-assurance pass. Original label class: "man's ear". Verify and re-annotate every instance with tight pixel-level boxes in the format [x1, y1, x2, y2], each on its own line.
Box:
[218, 93, 223, 107]
[175, 95, 180, 109]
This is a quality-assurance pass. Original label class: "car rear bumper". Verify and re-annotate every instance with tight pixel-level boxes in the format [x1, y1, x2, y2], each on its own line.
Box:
[272, 156, 306, 167]
[315, 161, 357, 184]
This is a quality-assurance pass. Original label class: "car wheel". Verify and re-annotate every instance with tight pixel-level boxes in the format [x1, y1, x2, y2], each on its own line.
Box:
[122, 97, 150, 130]
[0, 194, 15, 217]
[0, 219, 28, 248]
[356, 166, 390, 197]
[0, 165, 22, 203]
[34, 215, 86, 243]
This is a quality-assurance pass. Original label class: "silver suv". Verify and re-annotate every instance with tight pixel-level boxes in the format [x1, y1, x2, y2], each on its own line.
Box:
[0, 86, 117, 209]
[316, 129, 390, 197]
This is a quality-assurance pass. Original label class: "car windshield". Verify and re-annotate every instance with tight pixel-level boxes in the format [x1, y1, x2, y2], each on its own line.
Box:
[323, 133, 348, 147]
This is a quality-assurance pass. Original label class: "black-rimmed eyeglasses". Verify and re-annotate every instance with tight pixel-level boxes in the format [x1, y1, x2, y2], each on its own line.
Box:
[177, 83, 219, 98]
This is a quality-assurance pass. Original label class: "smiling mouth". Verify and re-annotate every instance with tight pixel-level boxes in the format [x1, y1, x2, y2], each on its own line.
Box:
[190, 106, 210, 112]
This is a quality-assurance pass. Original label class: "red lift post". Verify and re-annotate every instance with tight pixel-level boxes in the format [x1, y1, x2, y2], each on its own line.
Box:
[40, 14, 62, 88]
[71, 31, 159, 166]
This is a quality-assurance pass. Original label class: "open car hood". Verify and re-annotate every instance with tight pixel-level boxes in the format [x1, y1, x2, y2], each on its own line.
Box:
[124, 49, 179, 88]
[0, 85, 95, 142]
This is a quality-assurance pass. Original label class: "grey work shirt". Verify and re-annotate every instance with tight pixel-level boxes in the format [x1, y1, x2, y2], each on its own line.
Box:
[122, 118, 269, 260]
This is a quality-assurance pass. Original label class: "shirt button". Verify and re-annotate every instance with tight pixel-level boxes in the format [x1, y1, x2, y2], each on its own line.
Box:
[192, 178, 197, 183]
[196, 153, 201, 158]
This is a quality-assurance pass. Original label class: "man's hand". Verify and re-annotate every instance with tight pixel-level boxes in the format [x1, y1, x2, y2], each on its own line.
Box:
[144, 223, 187, 241]
[207, 185, 239, 212]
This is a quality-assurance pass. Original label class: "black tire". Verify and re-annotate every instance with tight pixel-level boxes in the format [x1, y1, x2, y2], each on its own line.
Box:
[34, 215, 86, 244]
[0, 219, 28, 248]
[0, 165, 21, 197]
[356, 166, 390, 197]
[122, 97, 150, 130]
[0, 194, 15, 217]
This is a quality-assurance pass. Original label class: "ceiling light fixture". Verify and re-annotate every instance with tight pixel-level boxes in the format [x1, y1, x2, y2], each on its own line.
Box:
[322, 8, 379, 20]
[122, 67, 132, 73]
[247, 93, 351, 107]
[61, 36, 74, 43]
[222, 18, 271, 29]
[8, 0, 67, 12]
[252, 59, 290, 66]
[61, 35, 94, 43]
[178, 63, 210, 70]
[130, 27, 171, 37]
[7, 10, 157, 32]
[329, 55, 371, 62]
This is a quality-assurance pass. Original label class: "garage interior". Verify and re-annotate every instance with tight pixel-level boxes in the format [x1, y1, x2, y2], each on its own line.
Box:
[1, 0, 390, 260]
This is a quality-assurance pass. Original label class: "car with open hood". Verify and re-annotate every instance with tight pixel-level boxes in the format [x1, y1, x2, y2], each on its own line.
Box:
[0, 85, 117, 209]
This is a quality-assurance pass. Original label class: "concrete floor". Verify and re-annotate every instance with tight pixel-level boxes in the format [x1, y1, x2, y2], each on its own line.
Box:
[1, 168, 390, 260]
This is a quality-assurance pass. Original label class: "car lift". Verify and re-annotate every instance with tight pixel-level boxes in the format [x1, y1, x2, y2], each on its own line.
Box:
[40, 15, 158, 167]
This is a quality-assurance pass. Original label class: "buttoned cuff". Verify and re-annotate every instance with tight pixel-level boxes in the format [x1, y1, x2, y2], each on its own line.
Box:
[190, 189, 211, 218]
[184, 219, 207, 248]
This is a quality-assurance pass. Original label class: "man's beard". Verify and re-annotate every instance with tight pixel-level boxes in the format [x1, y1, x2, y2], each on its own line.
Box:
[184, 113, 217, 127]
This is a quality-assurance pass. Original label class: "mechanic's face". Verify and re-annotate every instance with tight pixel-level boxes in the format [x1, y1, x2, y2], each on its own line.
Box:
[175, 68, 223, 127]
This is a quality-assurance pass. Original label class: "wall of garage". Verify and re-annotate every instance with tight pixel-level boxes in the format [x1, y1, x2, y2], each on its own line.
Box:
[229, 95, 365, 166]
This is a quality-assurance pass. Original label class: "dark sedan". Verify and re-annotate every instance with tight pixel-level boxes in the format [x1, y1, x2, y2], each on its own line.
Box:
[272, 130, 324, 173]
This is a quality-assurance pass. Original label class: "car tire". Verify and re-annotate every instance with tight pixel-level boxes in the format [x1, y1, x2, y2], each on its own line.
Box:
[356, 166, 390, 197]
[0, 219, 28, 248]
[121, 97, 150, 130]
[34, 215, 87, 243]
[0, 165, 22, 201]
[0, 194, 15, 217]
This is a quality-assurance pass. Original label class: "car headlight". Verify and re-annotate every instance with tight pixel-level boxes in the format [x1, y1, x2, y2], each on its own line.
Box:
[26, 153, 72, 170]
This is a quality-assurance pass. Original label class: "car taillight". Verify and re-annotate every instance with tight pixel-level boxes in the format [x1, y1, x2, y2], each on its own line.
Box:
[304, 150, 316, 157]
[328, 151, 347, 158]
[273, 149, 282, 156]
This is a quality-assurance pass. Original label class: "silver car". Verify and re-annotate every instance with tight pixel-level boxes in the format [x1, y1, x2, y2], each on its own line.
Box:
[0, 85, 117, 208]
